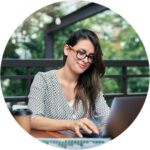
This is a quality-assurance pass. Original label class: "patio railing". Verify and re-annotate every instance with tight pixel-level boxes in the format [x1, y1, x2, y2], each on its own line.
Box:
[1, 59, 149, 103]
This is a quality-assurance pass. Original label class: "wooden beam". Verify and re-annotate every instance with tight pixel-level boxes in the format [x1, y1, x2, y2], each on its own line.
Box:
[1, 59, 149, 67]
[44, 31, 54, 59]
[46, 3, 108, 33]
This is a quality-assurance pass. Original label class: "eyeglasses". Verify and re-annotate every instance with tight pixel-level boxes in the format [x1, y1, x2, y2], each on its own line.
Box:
[68, 45, 95, 63]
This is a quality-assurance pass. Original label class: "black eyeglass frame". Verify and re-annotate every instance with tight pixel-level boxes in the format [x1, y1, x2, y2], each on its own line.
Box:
[67, 45, 95, 63]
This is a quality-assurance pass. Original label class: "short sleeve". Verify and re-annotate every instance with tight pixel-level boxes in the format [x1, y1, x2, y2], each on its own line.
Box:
[94, 92, 110, 126]
[28, 72, 47, 118]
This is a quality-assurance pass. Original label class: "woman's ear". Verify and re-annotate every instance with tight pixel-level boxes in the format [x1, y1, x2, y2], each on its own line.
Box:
[64, 44, 70, 56]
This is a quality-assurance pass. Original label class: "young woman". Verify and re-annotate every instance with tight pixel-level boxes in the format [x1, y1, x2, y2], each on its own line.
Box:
[28, 29, 110, 138]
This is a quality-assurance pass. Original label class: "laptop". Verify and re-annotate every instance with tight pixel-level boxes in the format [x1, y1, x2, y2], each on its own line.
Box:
[38, 96, 146, 149]
[102, 96, 146, 139]
[59, 96, 146, 139]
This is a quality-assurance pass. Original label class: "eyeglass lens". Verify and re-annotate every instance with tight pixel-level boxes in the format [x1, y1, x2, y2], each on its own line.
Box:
[76, 51, 94, 63]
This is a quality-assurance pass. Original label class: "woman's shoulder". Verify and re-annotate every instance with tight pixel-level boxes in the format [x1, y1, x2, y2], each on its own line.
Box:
[95, 91, 105, 102]
[30, 70, 57, 90]
[34, 70, 56, 81]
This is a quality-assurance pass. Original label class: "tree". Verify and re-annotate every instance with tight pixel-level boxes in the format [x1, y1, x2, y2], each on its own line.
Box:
[1, 2, 149, 99]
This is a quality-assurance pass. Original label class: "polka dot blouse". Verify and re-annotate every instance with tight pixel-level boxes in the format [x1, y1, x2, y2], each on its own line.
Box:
[28, 70, 110, 126]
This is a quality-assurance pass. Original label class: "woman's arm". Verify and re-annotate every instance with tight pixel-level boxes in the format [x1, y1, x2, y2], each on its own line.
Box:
[28, 73, 72, 133]
[28, 72, 46, 118]
[31, 116, 71, 131]
[94, 92, 110, 126]
[31, 116, 99, 138]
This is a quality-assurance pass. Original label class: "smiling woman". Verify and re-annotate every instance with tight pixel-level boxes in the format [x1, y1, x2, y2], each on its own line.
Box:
[64, 39, 95, 73]
[28, 29, 110, 138]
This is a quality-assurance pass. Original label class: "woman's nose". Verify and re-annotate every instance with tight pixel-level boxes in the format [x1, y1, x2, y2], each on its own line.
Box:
[82, 56, 89, 63]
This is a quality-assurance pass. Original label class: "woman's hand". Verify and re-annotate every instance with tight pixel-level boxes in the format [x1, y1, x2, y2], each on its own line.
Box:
[68, 118, 99, 138]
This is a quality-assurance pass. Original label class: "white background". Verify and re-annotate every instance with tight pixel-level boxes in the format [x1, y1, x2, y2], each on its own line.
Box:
[0, 0, 150, 150]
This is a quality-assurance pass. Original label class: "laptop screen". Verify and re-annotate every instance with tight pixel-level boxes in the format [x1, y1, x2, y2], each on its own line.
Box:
[102, 96, 146, 139]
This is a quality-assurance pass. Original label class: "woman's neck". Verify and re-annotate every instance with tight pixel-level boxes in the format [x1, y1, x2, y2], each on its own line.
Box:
[58, 66, 79, 86]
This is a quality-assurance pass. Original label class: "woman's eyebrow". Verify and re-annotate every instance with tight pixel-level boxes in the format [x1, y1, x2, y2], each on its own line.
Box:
[80, 48, 94, 55]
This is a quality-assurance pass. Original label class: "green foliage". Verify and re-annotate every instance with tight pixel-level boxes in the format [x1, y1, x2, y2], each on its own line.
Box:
[1, 79, 26, 96]
[128, 78, 149, 93]
[1, 2, 149, 101]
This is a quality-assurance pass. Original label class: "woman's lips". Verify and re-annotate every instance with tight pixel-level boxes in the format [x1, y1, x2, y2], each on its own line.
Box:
[78, 63, 87, 69]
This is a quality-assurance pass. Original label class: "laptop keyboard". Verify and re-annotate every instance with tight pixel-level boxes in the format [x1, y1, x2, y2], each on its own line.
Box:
[38, 138, 111, 149]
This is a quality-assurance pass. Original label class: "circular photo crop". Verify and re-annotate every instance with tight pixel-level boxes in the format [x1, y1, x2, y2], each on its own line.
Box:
[0, 1, 149, 149]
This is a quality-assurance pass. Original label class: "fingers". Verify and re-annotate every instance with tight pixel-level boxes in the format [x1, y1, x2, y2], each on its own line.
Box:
[84, 119, 99, 134]
[71, 118, 99, 138]
[74, 126, 83, 138]
[79, 122, 92, 134]
[80, 118, 99, 134]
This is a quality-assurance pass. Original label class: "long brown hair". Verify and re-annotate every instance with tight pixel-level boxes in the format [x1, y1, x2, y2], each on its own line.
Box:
[63, 29, 105, 118]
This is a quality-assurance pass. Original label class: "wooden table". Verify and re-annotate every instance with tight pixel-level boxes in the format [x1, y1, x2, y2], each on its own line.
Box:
[30, 126, 104, 138]
[30, 129, 75, 138]
[30, 127, 111, 149]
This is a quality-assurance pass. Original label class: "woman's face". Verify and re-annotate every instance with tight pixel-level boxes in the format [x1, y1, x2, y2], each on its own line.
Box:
[64, 39, 95, 75]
